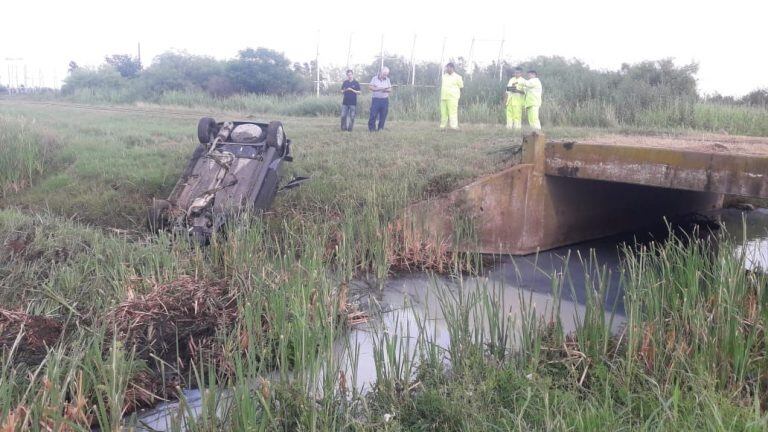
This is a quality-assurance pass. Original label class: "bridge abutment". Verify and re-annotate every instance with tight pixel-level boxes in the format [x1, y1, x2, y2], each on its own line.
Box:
[405, 133, 724, 255]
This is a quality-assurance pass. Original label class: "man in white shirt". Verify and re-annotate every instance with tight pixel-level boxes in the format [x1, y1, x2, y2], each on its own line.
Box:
[368, 67, 392, 131]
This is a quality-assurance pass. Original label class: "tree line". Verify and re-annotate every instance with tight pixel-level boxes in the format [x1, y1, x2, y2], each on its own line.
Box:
[58, 47, 767, 112]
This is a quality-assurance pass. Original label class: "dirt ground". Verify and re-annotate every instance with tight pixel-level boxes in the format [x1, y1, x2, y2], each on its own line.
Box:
[583, 133, 768, 157]
[0, 310, 63, 364]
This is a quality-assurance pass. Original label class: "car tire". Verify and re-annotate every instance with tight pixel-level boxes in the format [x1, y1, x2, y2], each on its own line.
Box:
[265, 121, 286, 154]
[253, 168, 280, 211]
[180, 143, 207, 180]
[147, 199, 172, 233]
[197, 117, 217, 144]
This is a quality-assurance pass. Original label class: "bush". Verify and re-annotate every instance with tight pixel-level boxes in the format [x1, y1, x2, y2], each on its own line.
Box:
[57, 50, 768, 134]
[225, 48, 303, 95]
[135, 51, 225, 95]
[62, 67, 126, 95]
[740, 88, 768, 107]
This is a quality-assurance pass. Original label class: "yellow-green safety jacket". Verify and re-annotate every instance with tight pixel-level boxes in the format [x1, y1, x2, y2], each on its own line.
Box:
[506, 77, 526, 105]
[441, 73, 464, 100]
[519, 77, 542, 108]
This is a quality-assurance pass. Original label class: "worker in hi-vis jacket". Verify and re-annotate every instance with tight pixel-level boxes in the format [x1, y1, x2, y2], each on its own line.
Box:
[439, 62, 464, 130]
[504, 67, 526, 130]
[518, 70, 543, 130]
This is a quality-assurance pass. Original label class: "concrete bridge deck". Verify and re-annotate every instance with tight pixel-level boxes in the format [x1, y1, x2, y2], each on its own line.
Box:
[546, 134, 768, 198]
[406, 133, 768, 255]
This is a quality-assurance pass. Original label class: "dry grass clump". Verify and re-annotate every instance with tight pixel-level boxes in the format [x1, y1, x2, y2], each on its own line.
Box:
[1, 276, 242, 429]
[107, 276, 238, 364]
[386, 219, 482, 274]
[0, 310, 63, 364]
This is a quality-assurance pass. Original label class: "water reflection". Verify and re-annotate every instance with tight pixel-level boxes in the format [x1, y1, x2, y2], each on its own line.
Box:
[130, 208, 768, 430]
[721, 208, 768, 271]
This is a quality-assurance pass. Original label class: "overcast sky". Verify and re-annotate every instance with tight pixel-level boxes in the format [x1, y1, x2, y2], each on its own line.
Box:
[2, 0, 766, 96]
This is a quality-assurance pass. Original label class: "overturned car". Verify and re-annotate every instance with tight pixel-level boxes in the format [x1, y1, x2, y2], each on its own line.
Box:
[148, 117, 303, 243]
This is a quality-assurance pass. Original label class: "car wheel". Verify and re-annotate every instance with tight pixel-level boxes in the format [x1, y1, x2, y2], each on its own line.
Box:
[147, 199, 172, 233]
[253, 168, 279, 210]
[180, 143, 207, 179]
[197, 117, 217, 144]
[266, 121, 286, 154]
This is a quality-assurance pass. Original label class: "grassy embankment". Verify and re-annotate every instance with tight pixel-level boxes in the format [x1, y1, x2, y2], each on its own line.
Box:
[57, 87, 768, 137]
[0, 100, 767, 430]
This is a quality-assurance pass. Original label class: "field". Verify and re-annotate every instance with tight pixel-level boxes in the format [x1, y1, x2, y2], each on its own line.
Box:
[60, 88, 768, 136]
[1, 98, 767, 431]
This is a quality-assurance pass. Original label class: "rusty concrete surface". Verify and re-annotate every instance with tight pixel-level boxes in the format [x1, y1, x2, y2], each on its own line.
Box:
[405, 133, 745, 255]
[404, 163, 535, 254]
[546, 135, 768, 198]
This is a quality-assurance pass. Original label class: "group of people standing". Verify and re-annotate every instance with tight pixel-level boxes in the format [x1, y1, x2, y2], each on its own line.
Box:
[340, 67, 392, 132]
[503, 67, 542, 131]
[339, 64, 542, 132]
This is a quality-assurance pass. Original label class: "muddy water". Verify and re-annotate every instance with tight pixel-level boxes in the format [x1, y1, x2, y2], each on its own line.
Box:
[131, 208, 768, 430]
[339, 256, 624, 393]
[725, 208, 768, 271]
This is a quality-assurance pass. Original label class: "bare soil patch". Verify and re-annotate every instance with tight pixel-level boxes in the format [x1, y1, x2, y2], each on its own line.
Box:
[0, 310, 64, 364]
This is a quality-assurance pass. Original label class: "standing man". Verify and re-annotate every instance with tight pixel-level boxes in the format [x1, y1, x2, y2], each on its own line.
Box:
[504, 67, 526, 130]
[340, 69, 361, 131]
[439, 62, 464, 130]
[368, 67, 392, 131]
[518, 70, 543, 130]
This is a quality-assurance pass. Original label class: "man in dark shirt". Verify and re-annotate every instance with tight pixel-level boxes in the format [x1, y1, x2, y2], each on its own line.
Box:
[340, 69, 361, 131]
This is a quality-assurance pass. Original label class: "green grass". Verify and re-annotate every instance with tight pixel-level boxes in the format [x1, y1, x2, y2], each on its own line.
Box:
[0, 99, 593, 231]
[0, 116, 62, 199]
[0, 100, 767, 431]
[52, 88, 768, 136]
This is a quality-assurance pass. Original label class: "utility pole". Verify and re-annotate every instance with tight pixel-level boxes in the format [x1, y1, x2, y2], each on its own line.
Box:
[346, 33, 352, 70]
[315, 31, 320, 98]
[379, 34, 385, 71]
[409, 34, 417, 86]
[439, 37, 446, 83]
[468, 35, 475, 80]
[5, 58, 23, 90]
[137, 42, 142, 66]
[497, 28, 505, 82]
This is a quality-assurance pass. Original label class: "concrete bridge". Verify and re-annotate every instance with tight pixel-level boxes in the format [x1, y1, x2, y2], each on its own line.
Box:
[406, 133, 768, 255]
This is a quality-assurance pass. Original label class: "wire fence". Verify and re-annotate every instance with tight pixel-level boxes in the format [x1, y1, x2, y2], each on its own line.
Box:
[307, 31, 509, 96]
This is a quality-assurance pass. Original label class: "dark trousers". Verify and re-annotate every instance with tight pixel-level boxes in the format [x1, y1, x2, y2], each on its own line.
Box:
[341, 104, 356, 131]
[368, 98, 389, 131]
